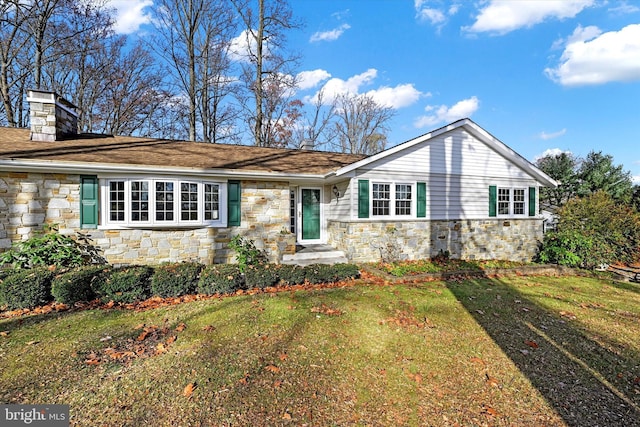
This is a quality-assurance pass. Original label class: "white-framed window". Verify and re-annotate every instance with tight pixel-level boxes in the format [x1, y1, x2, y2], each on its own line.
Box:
[102, 178, 226, 227]
[372, 183, 391, 216]
[498, 187, 526, 216]
[395, 184, 412, 216]
[371, 182, 414, 217]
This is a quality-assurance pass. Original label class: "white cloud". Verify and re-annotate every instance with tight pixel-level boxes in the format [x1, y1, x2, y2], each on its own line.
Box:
[365, 84, 425, 109]
[608, 1, 640, 15]
[106, 0, 153, 34]
[632, 175, 640, 185]
[534, 148, 572, 161]
[414, 96, 479, 128]
[545, 23, 640, 86]
[539, 128, 567, 140]
[310, 24, 351, 43]
[315, 68, 378, 102]
[296, 69, 331, 90]
[465, 0, 594, 35]
[414, 0, 459, 27]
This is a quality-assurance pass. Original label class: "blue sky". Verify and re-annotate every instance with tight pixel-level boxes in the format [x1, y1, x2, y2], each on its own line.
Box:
[110, 0, 640, 183]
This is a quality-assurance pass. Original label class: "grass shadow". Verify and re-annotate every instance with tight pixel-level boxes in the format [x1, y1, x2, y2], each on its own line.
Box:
[445, 275, 640, 427]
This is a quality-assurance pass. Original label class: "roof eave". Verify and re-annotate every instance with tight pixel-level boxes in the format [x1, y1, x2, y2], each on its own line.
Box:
[0, 159, 327, 182]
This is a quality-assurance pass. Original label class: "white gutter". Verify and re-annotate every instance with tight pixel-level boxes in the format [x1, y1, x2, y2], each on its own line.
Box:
[0, 158, 327, 182]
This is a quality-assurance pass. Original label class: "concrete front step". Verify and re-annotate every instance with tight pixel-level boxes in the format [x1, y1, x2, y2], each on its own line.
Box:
[281, 244, 348, 265]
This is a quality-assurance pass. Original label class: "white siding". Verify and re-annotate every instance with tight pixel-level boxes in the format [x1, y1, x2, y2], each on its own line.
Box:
[352, 128, 539, 220]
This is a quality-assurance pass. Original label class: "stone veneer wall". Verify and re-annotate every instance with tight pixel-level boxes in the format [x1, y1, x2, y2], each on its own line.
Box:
[0, 173, 296, 265]
[327, 219, 543, 263]
[0, 172, 80, 248]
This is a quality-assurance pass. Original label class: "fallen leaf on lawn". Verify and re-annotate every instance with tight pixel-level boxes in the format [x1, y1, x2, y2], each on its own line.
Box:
[282, 412, 292, 420]
[238, 373, 250, 384]
[26, 340, 39, 345]
[482, 404, 499, 417]
[476, 309, 485, 315]
[0, 331, 9, 337]
[99, 336, 112, 342]
[156, 343, 167, 354]
[273, 380, 282, 389]
[202, 325, 215, 332]
[183, 382, 196, 397]
[279, 352, 288, 361]
[470, 357, 486, 367]
[175, 323, 187, 332]
[311, 304, 343, 316]
[137, 331, 149, 341]
[265, 364, 280, 373]
[85, 358, 100, 366]
[559, 311, 577, 320]
[525, 340, 539, 349]
[133, 323, 145, 330]
[485, 373, 500, 388]
[166, 335, 177, 345]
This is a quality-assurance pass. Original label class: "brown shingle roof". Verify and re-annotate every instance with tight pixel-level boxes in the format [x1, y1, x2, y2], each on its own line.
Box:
[0, 127, 365, 175]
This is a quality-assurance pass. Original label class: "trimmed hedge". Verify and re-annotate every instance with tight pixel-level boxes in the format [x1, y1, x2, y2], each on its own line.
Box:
[95, 266, 154, 304]
[197, 264, 245, 295]
[275, 264, 306, 286]
[51, 265, 111, 305]
[151, 262, 204, 298]
[245, 264, 279, 289]
[0, 267, 54, 310]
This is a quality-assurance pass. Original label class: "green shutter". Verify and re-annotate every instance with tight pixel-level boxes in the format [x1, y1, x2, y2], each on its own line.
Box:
[228, 180, 241, 226]
[358, 180, 369, 218]
[80, 175, 98, 229]
[417, 182, 426, 218]
[528, 186, 536, 216]
[489, 185, 497, 217]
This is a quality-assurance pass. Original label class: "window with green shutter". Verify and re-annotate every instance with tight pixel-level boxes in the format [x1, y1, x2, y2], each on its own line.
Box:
[528, 187, 536, 216]
[227, 180, 241, 226]
[80, 175, 98, 228]
[489, 185, 497, 217]
[358, 180, 369, 218]
[417, 182, 426, 218]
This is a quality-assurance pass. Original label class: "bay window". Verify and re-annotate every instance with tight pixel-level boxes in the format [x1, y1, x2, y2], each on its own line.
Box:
[103, 178, 225, 226]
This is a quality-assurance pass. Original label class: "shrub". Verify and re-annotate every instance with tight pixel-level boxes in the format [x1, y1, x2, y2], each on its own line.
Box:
[538, 191, 640, 268]
[332, 263, 361, 281]
[304, 263, 339, 284]
[95, 266, 153, 304]
[229, 235, 267, 272]
[151, 262, 204, 298]
[0, 268, 54, 310]
[197, 264, 244, 295]
[276, 264, 306, 286]
[245, 264, 279, 289]
[51, 265, 111, 305]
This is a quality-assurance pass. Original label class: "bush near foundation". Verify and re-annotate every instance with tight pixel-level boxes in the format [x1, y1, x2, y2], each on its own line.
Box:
[95, 266, 154, 304]
[245, 264, 279, 289]
[0, 268, 54, 310]
[197, 264, 245, 295]
[51, 266, 111, 305]
[151, 262, 204, 298]
[275, 264, 306, 286]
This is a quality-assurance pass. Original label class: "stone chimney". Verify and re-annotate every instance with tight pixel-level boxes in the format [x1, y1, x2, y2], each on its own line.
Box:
[27, 89, 78, 141]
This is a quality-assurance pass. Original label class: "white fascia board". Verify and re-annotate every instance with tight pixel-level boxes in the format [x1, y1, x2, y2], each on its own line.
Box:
[0, 159, 326, 182]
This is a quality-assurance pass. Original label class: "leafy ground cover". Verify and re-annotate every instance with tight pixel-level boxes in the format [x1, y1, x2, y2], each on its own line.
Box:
[1, 272, 639, 426]
[372, 258, 531, 276]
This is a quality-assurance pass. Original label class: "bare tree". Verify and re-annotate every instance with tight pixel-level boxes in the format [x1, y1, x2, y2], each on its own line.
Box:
[331, 93, 395, 155]
[152, 0, 238, 142]
[292, 87, 335, 149]
[232, 0, 301, 147]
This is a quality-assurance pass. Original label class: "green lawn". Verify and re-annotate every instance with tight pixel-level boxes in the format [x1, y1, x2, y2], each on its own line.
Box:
[1, 273, 639, 426]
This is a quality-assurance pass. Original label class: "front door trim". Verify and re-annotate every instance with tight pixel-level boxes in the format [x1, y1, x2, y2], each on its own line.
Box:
[299, 186, 323, 244]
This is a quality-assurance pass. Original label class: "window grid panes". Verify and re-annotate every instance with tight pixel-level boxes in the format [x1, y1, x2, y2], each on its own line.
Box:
[181, 182, 198, 221]
[131, 181, 149, 221]
[155, 181, 174, 221]
[395, 184, 412, 216]
[372, 183, 390, 216]
[498, 188, 510, 215]
[513, 188, 525, 215]
[289, 190, 296, 233]
[109, 181, 125, 221]
[204, 184, 220, 221]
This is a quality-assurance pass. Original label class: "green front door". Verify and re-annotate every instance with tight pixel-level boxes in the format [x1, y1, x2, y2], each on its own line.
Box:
[301, 188, 321, 241]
